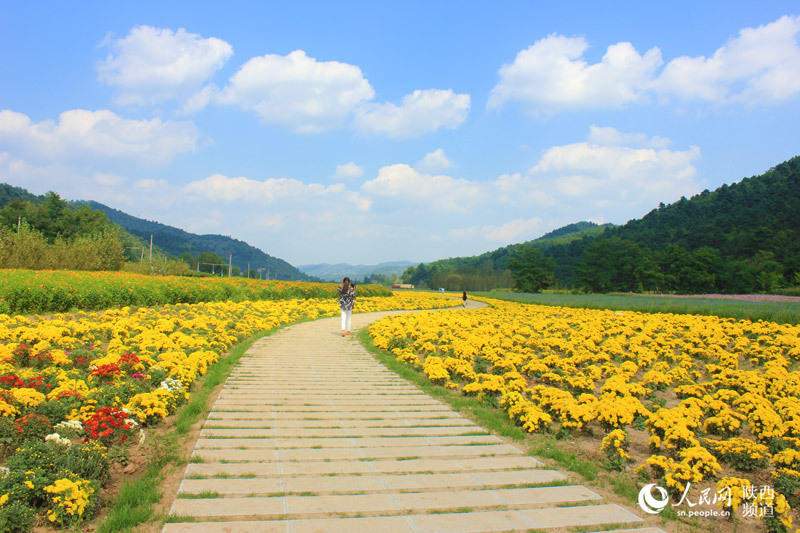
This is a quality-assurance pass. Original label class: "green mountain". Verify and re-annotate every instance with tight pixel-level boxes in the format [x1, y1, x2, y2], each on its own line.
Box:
[299, 261, 415, 282]
[406, 156, 800, 293]
[0, 183, 40, 205]
[402, 221, 610, 290]
[87, 201, 310, 280]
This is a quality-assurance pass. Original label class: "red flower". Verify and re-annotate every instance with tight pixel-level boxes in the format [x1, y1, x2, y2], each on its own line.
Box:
[84, 406, 134, 445]
[90, 363, 121, 381]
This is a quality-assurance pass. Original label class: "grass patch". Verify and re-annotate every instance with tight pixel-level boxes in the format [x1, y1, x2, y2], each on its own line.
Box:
[357, 329, 526, 443]
[177, 490, 220, 499]
[97, 328, 278, 532]
[480, 289, 800, 324]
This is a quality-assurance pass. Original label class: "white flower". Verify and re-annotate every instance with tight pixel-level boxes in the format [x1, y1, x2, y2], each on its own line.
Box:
[44, 433, 71, 446]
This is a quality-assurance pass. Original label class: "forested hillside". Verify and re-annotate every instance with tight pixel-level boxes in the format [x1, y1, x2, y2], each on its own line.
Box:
[402, 222, 609, 290]
[88, 201, 310, 280]
[405, 156, 800, 294]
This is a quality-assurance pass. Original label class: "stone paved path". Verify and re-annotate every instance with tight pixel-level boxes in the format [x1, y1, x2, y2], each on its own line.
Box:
[164, 305, 659, 532]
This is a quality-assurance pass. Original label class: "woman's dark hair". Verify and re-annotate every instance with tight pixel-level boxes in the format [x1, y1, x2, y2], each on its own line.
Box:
[341, 277, 351, 291]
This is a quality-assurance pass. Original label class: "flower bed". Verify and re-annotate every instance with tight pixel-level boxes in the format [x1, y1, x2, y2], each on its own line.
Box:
[369, 298, 800, 531]
[0, 292, 457, 529]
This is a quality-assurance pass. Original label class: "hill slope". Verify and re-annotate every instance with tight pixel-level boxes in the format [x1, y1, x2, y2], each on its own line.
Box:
[406, 156, 800, 292]
[299, 261, 415, 282]
[88, 202, 309, 280]
[402, 221, 609, 290]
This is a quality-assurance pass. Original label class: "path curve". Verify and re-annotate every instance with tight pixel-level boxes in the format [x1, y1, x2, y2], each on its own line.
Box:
[163, 302, 655, 532]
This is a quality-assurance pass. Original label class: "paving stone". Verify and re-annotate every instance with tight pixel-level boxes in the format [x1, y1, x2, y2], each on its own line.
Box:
[171, 485, 601, 517]
[179, 468, 566, 495]
[184, 455, 545, 477]
[164, 306, 644, 532]
[199, 425, 484, 437]
[164, 504, 643, 533]
[193, 434, 503, 449]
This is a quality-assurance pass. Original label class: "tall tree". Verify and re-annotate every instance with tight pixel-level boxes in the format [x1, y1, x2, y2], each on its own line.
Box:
[508, 245, 556, 293]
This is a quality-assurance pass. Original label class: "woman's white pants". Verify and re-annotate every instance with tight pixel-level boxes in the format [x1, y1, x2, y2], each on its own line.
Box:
[340, 309, 352, 331]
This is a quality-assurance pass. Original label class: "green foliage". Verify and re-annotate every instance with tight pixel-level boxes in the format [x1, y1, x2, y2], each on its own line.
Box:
[0, 500, 37, 532]
[0, 222, 124, 271]
[579, 237, 660, 292]
[0, 269, 391, 314]
[87, 200, 310, 280]
[402, 221, 605, 290]
[0, 193, 114, 242]
[508, 245, 555, 293]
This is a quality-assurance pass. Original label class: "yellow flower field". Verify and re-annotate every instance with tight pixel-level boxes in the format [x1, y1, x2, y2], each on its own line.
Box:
[0, 291, 458, 529]
[369, 298, 800, 531]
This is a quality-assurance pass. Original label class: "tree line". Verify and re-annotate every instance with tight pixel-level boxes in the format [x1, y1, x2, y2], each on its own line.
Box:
[403, 156, 800, 294]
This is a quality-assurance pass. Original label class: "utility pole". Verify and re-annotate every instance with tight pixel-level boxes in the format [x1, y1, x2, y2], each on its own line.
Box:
[17, 216, 21, 233]
[247, 262, 250, 278]
[149, 235, 153, 262]
[228, 254, 232, 277]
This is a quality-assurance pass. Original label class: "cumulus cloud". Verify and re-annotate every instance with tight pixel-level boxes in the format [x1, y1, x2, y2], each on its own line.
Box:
[528, 126, 701, 213]
[184, 173, 371, 211]
[335, 162, 364, 179]
[355, 89, 470, 138]
[360, 126, 700, 228]
[218, 50, 375, 133]
[97, 25, 233, 106]
[361, 163, 481, 212]
[489, 34, 662, 111]
[0, 108, 198, 164]
[654, 15, 800, 102]
[416, 148, 452, 172]
[490, 15, 800, 112]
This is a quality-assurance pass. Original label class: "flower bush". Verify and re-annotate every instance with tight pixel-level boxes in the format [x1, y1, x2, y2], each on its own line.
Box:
[369, 297, 800, 530]
[0, 290, 459, 529]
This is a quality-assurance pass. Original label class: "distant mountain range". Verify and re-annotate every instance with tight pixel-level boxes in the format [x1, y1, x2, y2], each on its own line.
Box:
[86, 202, 310, 280]
[299, 261, 415, 282]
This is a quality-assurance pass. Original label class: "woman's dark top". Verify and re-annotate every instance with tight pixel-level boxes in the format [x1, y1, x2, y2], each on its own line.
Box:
[339, 286, 356, 311]
[462, 291, 467, 301]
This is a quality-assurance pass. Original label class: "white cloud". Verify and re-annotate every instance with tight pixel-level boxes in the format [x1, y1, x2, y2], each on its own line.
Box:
[134, 178, 169, 190]
[184, 173, 372, 212]
[587, 125, 671, 148]
[490, 15, 800, 112]
[219, 50, 375, 133]
[416, 148, 452, 172]
[355, 89, 470, 138]
[654, 15, 800, 103]
[0, 108, 198, 164]
[97, 25, 233, 106]
[361, 163, 481, 212]
[489, 34, 661, 111]
[359, 126, 699, 229]
[451, 217, 546, 243]
[529, 126, 701, 211]
[335, 162, 364, 179]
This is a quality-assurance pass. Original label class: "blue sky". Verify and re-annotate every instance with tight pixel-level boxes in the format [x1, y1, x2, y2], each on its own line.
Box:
[1, 1, 798, 264]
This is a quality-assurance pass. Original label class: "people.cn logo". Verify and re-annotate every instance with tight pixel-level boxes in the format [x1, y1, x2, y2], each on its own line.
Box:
[637, 483, 670, 514]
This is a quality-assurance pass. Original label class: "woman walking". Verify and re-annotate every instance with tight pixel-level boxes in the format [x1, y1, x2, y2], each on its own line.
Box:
[338, 277, 356, 336]
[462, 290, 468, 307]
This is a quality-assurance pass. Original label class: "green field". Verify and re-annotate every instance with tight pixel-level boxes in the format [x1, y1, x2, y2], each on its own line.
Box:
[479, 290, 800, 324]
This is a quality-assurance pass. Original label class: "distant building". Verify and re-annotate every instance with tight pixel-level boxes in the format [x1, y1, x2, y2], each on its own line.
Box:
[391, 283, 415, 289]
